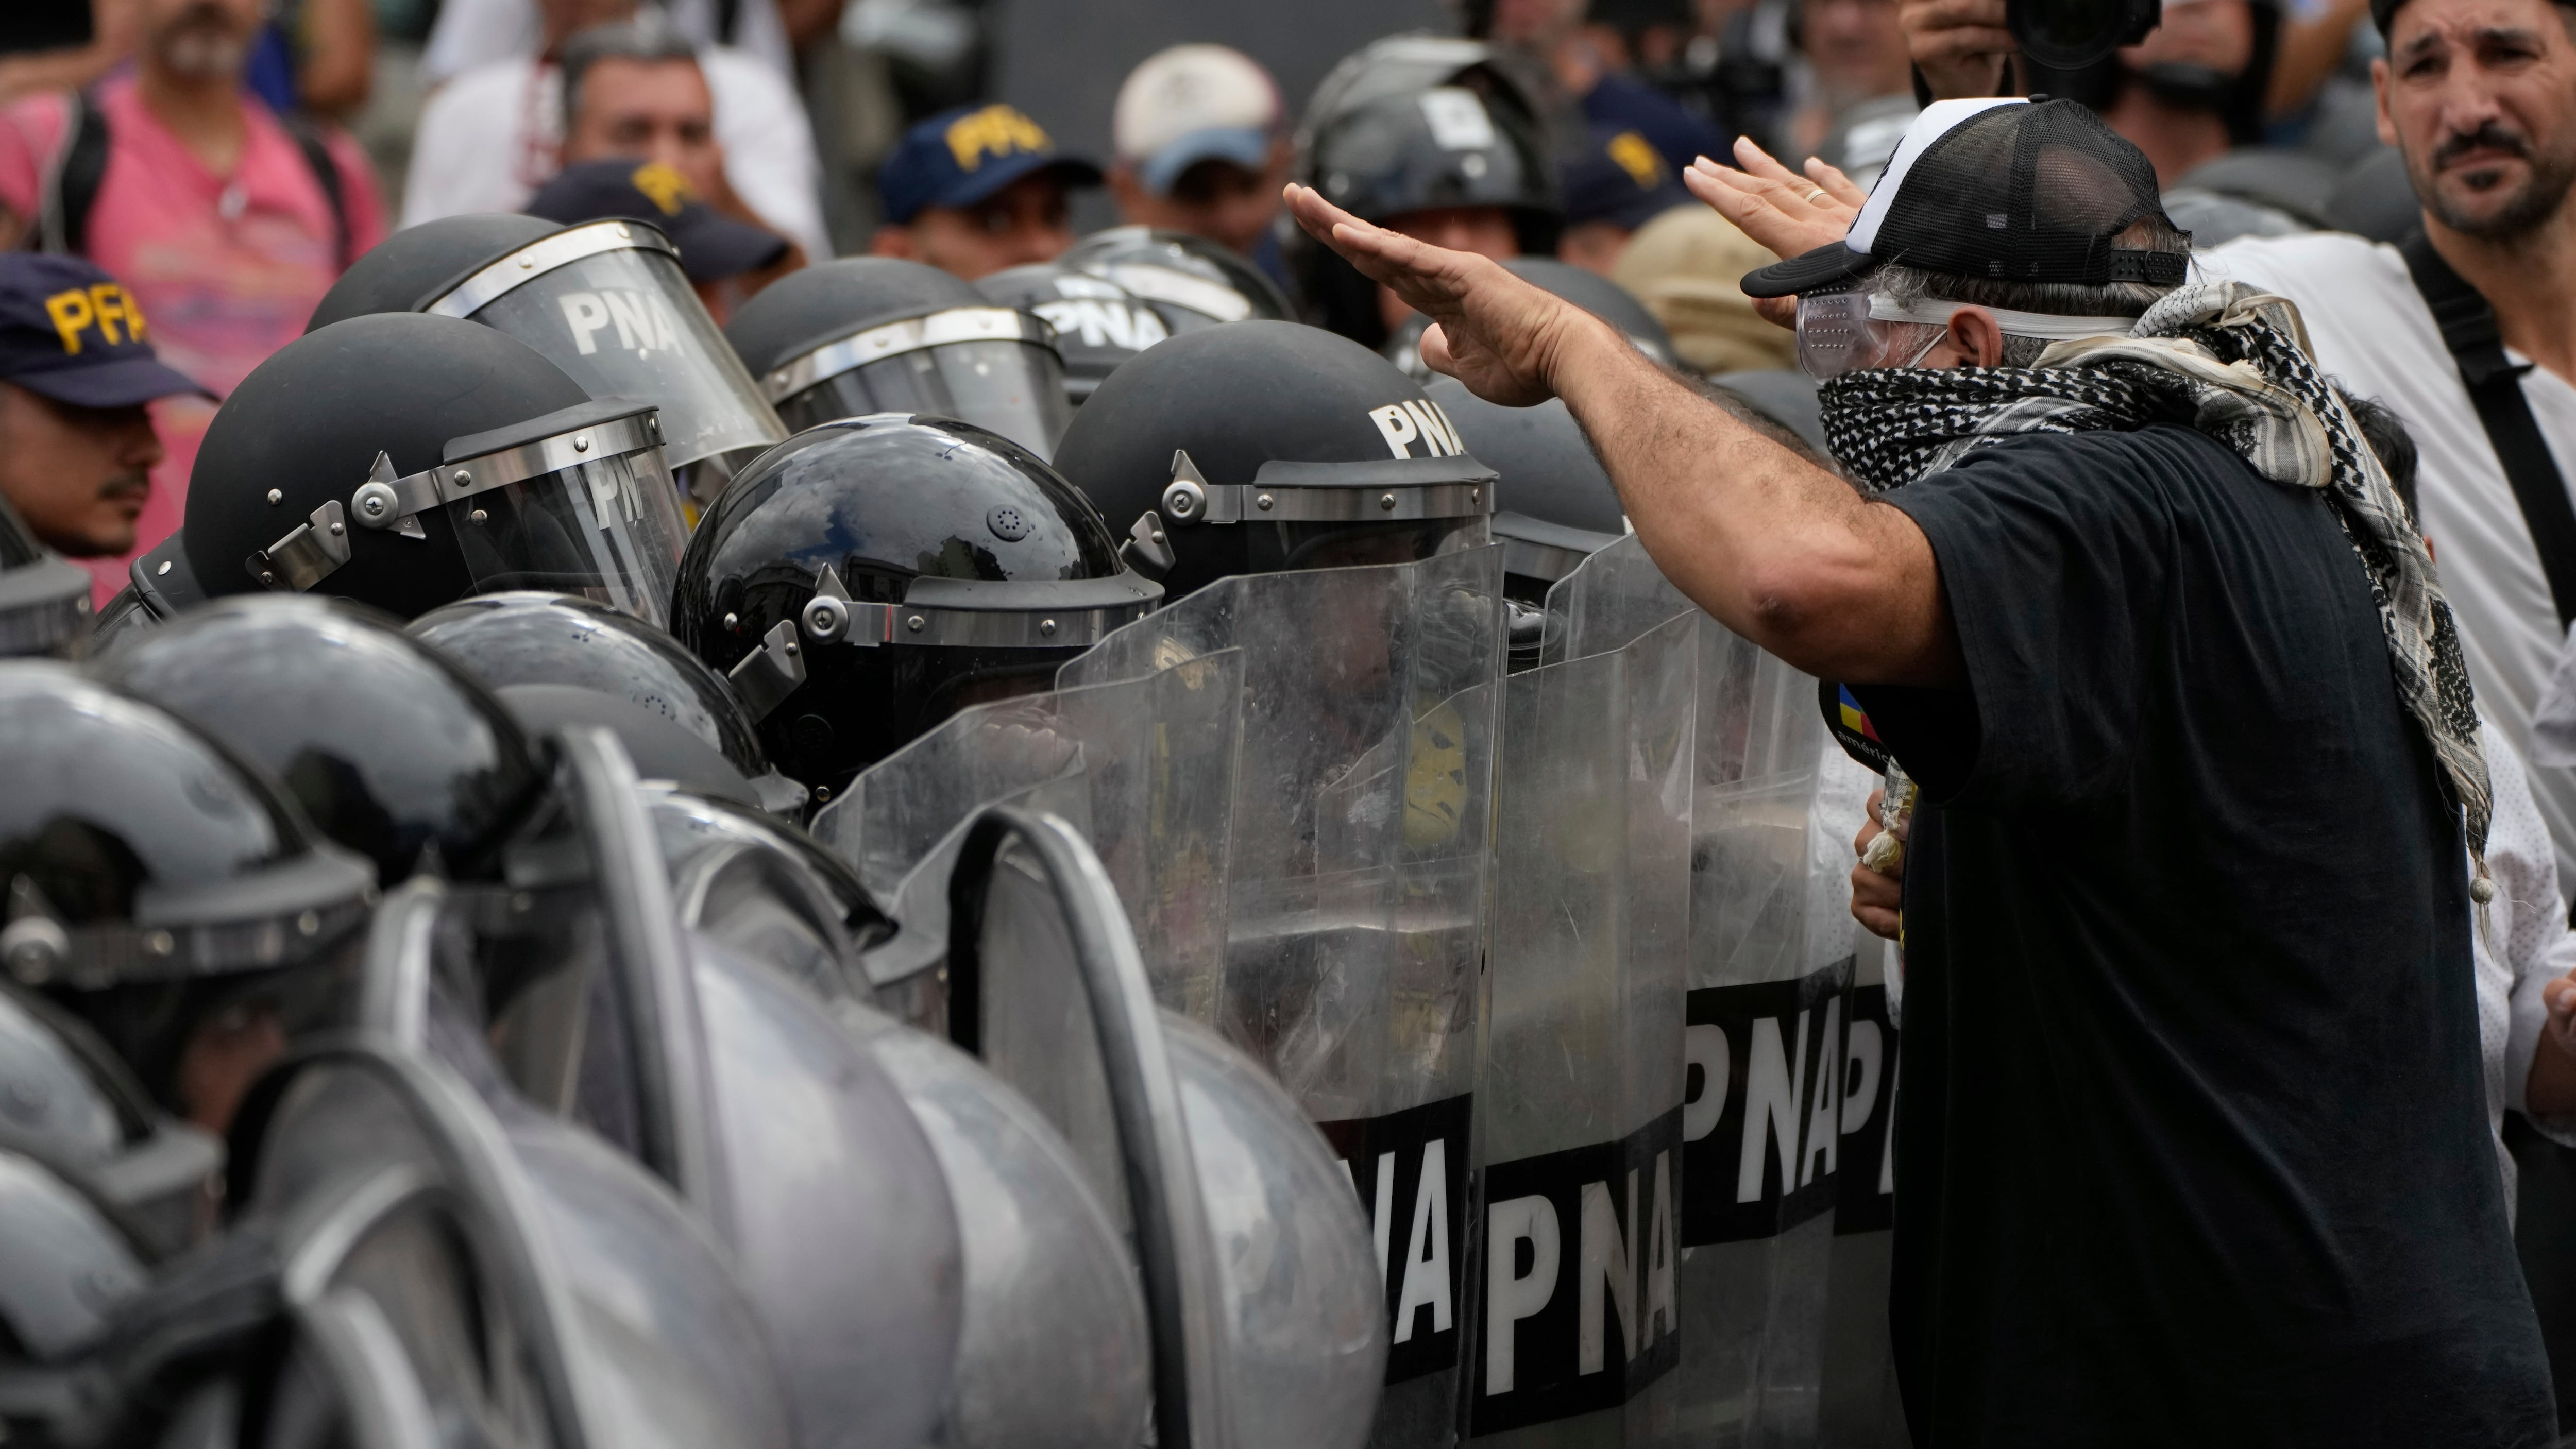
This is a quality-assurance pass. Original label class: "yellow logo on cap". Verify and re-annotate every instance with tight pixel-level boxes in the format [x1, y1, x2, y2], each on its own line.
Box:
[629, 161, 696, 217]
[44, 283, 146, 355]
[1607, 131, 1665, 190]
[945, 105, 1051, 172]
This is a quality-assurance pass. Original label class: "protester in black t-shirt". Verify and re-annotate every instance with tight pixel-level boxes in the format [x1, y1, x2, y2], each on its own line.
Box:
[1285, 96, 2554, 1446]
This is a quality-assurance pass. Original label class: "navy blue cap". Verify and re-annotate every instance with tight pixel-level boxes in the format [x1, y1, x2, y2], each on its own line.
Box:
[878, 104, 1103, 225]
[526, 159, 790, 281]
[0, 253, 209, 408]
[1562, 124, 1693, 233]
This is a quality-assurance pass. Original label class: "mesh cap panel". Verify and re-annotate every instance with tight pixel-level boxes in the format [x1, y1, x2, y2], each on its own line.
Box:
[1873, 100, 2183, 286]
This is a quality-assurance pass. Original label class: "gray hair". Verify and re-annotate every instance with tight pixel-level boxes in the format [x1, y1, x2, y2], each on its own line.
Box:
[1864, 214, 2193, 368]
[561, 9, 699, 134]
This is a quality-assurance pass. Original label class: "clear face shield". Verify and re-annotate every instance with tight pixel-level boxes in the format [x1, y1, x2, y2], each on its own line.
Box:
[428, 221, 788, 509]
[250, 401, 689, 628]
[0, 492, 92, 659]
[1155, 450, 1499, 572]
[761, 306, 1074, 462]
[1795, 287, 2143, 381]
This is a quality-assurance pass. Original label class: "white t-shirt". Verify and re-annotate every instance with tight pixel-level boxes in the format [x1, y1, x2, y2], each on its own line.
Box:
[399, 51, 828, 262]
[2204, 231, 2576, 889]
[2471, 723, 2576, 1208]
[422, 0, 793, 83]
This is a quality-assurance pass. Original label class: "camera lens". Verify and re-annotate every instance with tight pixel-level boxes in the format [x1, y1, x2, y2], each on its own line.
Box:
[2009, 0, 2160, 71]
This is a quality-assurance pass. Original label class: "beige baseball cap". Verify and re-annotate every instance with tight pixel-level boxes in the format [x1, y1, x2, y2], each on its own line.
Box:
[1112, 44, 1282, 195]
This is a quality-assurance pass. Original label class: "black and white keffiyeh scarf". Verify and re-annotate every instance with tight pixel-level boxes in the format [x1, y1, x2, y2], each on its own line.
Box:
[1819, 281, 2495, 883]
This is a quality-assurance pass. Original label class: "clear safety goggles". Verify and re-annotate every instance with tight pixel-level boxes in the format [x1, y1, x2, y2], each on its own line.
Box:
[1794, 288, 2141, 381]
[250, 401, 688, 627]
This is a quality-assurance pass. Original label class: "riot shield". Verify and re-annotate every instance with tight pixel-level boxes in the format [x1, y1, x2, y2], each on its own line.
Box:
[942, 805, 1387, 1449]
[816, 649, 1245, 1022]
[1468, 608, 1694, 1446]
[472, 726, 965, 1449]
[1059, 548, 1503, 1446]
[1539, 534, 1859, 1446]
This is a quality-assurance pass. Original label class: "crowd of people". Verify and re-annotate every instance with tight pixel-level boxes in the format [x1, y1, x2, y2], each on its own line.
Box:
[4, 0, 2576, 1443]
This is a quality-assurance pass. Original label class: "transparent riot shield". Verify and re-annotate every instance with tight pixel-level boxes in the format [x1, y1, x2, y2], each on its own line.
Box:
[236, 1037, 795, 1449]
[1059, 548, 1504, 1446]
[815, 649, 1245, 1022]
[465, 726, 965, 1449]
[941, 806, 1386, 1449]
[1468, 608, 1694, 1446]
[1540, 534, 1855, 1446]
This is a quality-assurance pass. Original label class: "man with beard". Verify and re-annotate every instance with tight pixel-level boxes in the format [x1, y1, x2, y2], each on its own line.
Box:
[0, 0, 383, 601]
[0, 253, 207, 560]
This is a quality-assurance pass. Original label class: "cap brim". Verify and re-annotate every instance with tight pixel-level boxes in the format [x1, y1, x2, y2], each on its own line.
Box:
[669, 211, 792, 282]
[1739, 241, 1872, 299]
[10, 354, 214, 408]
[1138, 127, 1273, 195]
[941, 151, 1105, 212]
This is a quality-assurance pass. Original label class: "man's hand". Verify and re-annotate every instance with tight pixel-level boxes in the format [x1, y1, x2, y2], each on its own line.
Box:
[1901, 0, 2018, 101]
[1851, 788, 1906, 941]
[1683, 138, 1863, 262]
[1283, 183, 1606, 406]
[1682, 138, 1864, 329]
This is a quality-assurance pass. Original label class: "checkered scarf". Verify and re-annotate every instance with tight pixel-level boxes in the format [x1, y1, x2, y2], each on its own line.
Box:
[1818, 281, 2494, 876]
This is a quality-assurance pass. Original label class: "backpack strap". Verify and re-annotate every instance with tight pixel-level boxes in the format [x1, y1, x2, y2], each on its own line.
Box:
[276, 113, 351, 271]
[28, 89, 109, 257]
[2400, 229, 2576, 630]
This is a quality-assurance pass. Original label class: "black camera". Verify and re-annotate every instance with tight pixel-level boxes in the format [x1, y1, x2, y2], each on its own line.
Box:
[2009, 0, 2162, 71]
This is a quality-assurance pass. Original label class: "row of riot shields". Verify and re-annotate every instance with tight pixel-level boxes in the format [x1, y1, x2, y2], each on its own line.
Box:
[815, 539, 1910, 1448]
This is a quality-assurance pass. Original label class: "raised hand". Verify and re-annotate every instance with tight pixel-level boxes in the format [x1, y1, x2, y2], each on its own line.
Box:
[1682, 137, 1863, 263]
[1281, 182, 1604, 407]
[1901, 0, 2019, 101]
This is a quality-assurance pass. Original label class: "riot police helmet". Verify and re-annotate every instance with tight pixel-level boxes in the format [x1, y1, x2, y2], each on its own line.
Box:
[671, 414, 1163, 794]
[0, 491, 93, 659]
[93, 596, 550, 888]
[308, 212, 788, 510]
[725, 257, 1074, 459]
[408, 591, 809, 819]
[975, 262, 1169, 406]
[1060, 226, 1294, 332]
[185, 313, 689, 626]
[0, 662, 376, 1126]
[1421, 377, 1622, 668]
[1289, 49, 1558, 347]
[1052, 320, 1496, 600]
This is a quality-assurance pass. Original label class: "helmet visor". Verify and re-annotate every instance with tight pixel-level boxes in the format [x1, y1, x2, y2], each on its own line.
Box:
[446, 444, 686, 628]
[768, 309, 1073, 462]
[434, 229, 787, 498]
[0, 493, 92, 659]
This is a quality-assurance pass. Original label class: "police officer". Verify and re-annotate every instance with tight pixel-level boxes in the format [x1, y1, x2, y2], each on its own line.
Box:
[975, 261, 1168, 407]
[1051, 319, 1498, 602]
[138, 313, 689, 627]
[0, 255, 206, 596]
[671, 414, 1164, 796]
[727, 257, 1075, 458]
[1287, 39, 1558, 349]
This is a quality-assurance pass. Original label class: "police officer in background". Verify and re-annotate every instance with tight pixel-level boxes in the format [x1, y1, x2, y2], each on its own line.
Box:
[869, 104, 1105, 282]
[0, 255, 207, 576]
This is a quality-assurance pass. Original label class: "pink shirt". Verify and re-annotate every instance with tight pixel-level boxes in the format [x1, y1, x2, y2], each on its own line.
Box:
[0, 77, 386, 601]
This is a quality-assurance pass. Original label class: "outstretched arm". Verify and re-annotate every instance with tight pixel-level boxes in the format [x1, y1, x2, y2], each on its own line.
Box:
[1281, 184, 1960, 688]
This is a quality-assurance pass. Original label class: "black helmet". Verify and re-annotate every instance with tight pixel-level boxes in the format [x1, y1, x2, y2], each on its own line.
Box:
[1386, 258, 1675, 379]
[0, 662, 376, 1119]
[975, 263, 1172, 406]
[1289, 48, 1559, 348]
[725, 258, 1074, 460]
[406, 591, 809, 818]
[184, 313, 689, 625]
[0, 491, 92, 659]
[1060, 226, 1294, 332]
[1051, 321, 1497, 600]
[307, 213, 789, 511]
[671, 415, 1162, 793]
[92, 596, 550, 887]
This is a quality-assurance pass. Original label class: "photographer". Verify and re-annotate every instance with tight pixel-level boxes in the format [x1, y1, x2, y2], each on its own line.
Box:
[1287, 95, 2551, 1443]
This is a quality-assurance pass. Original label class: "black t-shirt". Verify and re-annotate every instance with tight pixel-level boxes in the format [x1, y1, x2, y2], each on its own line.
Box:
[1853, 423, 2553, 1447]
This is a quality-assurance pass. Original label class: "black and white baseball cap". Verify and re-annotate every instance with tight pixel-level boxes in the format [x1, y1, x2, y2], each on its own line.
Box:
[1741, 97, 2189, 299]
